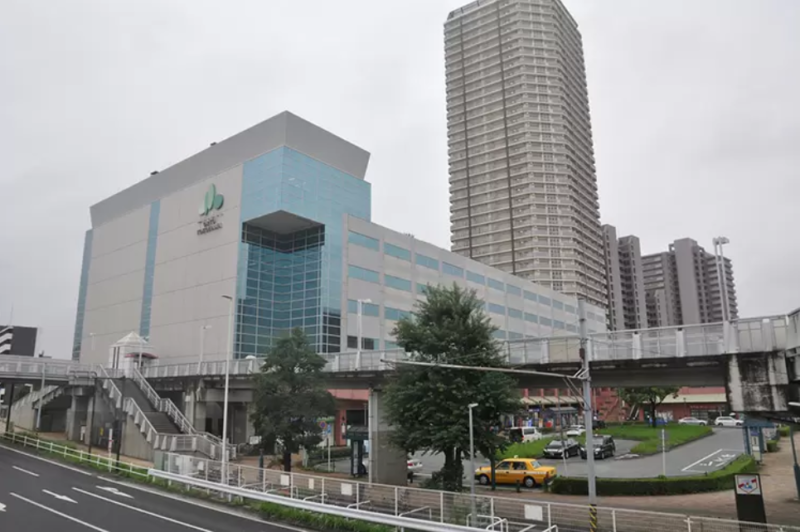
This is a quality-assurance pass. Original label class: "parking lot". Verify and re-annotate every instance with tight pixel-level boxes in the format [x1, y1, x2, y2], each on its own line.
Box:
[327, 428, 745, 481]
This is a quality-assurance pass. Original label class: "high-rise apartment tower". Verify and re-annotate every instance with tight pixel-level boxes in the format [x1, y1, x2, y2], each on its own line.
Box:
[602, 225, 646, 330]
[642, 238, 738, 327]
[445, 0, 606, 308]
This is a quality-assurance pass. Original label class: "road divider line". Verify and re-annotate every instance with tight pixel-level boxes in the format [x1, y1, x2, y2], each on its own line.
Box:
[96, 486, 133, 499]
[9, 493, 108, 532]
[72, 488, 215, 532]
[12, 465, 39, 477]
[0, 443, 92, 476]
[43, 489, 77, 503]
[681, 449, 724, 472]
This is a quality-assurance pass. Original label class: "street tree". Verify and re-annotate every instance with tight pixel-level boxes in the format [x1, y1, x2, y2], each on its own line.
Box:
[618, 387, 680, 427]
[383, 283, 521, 491]
[250, 327, 336, 472]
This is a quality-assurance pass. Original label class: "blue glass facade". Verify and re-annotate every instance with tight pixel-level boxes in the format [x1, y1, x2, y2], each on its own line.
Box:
[71, 229, 93, 360]
[237, 147, 370, 357]
[139, 200, 160, 339]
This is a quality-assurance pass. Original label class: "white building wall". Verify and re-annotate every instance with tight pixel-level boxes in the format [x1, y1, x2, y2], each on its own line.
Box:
[343, 216, 606, 351]
[81, 207, 150, 364]
[149, 165, 244, 364]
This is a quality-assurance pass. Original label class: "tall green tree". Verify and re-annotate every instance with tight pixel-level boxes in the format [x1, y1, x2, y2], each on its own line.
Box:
[618, 387, 680, 427]
[384, 283, 521, 491]
[250, 328, 336, 472]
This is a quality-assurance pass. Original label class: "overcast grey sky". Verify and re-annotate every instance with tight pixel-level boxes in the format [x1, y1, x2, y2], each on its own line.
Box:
[1, 1, 798, 358]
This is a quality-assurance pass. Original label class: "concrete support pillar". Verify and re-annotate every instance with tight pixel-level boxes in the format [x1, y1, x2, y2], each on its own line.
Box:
[66, 395, 90, 441]
[367, 388, 406, 486]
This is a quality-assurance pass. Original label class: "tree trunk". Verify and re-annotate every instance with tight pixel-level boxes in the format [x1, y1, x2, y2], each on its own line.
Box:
[283, 449, 292, 472]
[650, 402, 657, 428]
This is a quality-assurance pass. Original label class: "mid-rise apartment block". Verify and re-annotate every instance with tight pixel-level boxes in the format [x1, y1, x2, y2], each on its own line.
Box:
[642, 238, 737, 327]
[445, 0, 607, 308]
[602, 225, 646, 330]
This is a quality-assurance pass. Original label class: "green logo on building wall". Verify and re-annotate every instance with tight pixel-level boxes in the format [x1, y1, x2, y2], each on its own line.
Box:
[200, 184, 224, 216]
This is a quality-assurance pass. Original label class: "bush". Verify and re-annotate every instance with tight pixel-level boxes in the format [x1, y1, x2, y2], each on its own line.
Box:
[778, 426, 790, 437]
[766, 440, 779, 453]
[550, 455, 757, 496]
[307, 446, 351, 466]
[249, 502, 391, 532]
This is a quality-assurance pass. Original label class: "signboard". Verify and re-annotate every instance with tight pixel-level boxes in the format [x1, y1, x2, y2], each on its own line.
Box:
[197, 184, 224, 235]
[345, 425, 369, 441]
[735, 475, 762, 496]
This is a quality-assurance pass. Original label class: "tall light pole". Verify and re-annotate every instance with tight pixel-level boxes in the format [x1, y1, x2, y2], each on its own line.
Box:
[468, 402, 478, 524]
[221, 295, 235, 485]
[578, 300, 597, 528]
[712, 236, 730, 322]
[198, 324, 212, 372]
[355, 299, 371, 370]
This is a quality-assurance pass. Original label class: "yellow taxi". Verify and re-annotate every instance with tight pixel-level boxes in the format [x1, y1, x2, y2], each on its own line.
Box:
[474, 458, 556, 488]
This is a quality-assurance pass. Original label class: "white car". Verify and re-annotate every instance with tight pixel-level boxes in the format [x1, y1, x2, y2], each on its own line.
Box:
[714, 416, 743, 427]
[407, 458, 423, 481]
[565, 425, 586, 437]
[678, 417, 707, 426]
[508, 427, 543, 443]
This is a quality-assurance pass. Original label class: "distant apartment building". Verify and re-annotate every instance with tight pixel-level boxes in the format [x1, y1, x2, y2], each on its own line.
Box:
[602, 225, 646, 330]
[0, 325, 38, 356]
[642, 238, 737, 327]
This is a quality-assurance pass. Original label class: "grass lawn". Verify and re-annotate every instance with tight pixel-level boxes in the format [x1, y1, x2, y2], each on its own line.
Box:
[598, 423, 711, 455]
[496, 437, 554, 460]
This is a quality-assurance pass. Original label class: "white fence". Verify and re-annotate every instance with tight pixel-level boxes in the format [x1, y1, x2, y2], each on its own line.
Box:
[158, 452, 800, 532]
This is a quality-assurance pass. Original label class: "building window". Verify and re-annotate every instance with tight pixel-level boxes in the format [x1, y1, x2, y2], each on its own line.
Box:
[442, 262, 464, 277]
[385, 243, 411, 261]
[385, 274, 412, 292]
[539, 295, 552, 307]
[553, 300, 564, 311]
[348, 231, 380, 251]
[348, 265, 380, 284]
[385, 340, 400, 350]
[488, 278, 505, 291]
[565, 304, 576, 314]
[566, 323, 577, 333]
[508, 308, 523, 319]
[493, 330, 507, 339]
[540, 317, 552, 327]
[347, 336, 376, 350]
[507, 284, 522, 297]
[385, 307, 411, 321]
[508, 331, 523, 340]
[347, 299, 379, 317]
[416, 282, 429, 295]
[554, 320, 565, 329]
[488, 303, 505, 315]
[416, 253, 439, 271]
[525, 312, 538, 323]
[524, 290, 538, 302]
[467, 271, 486, 284]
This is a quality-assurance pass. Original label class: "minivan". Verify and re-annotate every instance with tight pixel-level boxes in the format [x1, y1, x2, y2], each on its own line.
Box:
[508, 427, 543, 443]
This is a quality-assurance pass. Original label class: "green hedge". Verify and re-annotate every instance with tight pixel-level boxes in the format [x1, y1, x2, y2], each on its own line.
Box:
[307, 447, 351, 466]
[550, 455, 757, 496]
[767, 440, 779, 453]
[597, 424, 711, 455]
[778, 426, 790, 437]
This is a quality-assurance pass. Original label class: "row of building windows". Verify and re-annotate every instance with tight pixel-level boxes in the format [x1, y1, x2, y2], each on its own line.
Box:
[347, 230, 594, 318]
[347, 299, 412, 322]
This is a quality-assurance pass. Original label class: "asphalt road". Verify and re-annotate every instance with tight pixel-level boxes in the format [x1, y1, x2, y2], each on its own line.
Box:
[328, 428, 746, 480]
[0, 444, 292, 532]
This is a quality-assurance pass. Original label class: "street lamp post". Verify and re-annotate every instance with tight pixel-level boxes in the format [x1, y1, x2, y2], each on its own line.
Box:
[199, 324, 212, 372]
[468, 402, 478, 525]
[355, 299, 372, 370]
[712, 236, 731, 322]
[221, 295, 235, 484]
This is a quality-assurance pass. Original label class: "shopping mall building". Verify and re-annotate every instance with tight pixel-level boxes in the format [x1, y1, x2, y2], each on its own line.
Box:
[72, 112, 606, 365]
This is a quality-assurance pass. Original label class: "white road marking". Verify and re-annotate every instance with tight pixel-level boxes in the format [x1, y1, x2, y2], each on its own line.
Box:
[0, 443, 92, 476]
[10, 493, 108, 531]
[43, 489, 77, 503]
[681, 449, 740, 473]
[0, 502, 6, 512]
[96, 486, 133, 499]
[99, 477, 311, 532]
[73, 488, 215, 532]
[12, 465, 39, 477]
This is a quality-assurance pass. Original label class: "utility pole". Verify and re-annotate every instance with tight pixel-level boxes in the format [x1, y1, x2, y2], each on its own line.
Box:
[578, 300, 597, 532]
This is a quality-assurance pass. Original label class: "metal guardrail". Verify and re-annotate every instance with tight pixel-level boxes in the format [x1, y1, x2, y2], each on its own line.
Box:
[157, 452, 800, 532]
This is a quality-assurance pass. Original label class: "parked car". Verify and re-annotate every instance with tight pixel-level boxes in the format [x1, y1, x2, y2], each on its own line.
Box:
[565, 425, 586, 437]
[678, 417, 708, 426]
[542, 439, 580, 459]
[580, 435, 616, 460]
[508, 427, 544, 443]
[475, 458, 556, 488]
[714, 416, 743, 427]
[407, 458, 423, 481]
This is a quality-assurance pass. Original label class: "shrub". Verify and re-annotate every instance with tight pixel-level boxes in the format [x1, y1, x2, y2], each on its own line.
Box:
[250, 502, 392, 532]
[597, 424, 711, 455]
[778, 426, 790, 437]
[496, 438, 553, 460]
[550, 455, 757, 496]
[766, 440, 779, 453]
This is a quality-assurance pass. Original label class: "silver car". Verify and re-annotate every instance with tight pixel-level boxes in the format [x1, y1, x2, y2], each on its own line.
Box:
[678, 417, 707, 426]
